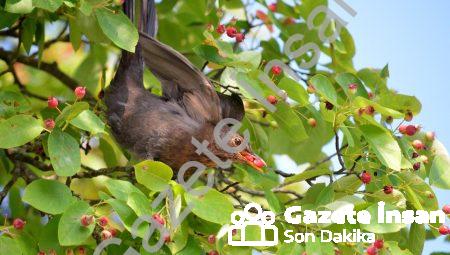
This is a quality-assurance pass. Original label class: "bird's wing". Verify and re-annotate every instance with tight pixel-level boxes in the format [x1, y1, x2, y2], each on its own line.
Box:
[139, 33, 222, 123]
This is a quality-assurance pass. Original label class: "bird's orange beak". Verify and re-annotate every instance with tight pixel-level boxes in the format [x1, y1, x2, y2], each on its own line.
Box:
[238, 150, 267, 173]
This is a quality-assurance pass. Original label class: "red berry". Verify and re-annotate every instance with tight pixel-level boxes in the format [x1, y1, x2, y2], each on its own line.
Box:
[98, 216, 109, 227]
[208, 251, 219, 255]
[365, 105, 375, 115]
[412, 152, 419, 158]
[368, 92, 374, 99]
[164, 234, 171, 243]
[405, 125, 418, 136]
[268, 3, 277, 12]
[325, 101, 334, 110]
[361, 171, 371, 184]
[253, 158, 266, 168]
[442, 205, 450, 214]
[216, 24, 225, 34]
[109, 228, 118, 237]
[399, 125, 407, 134]
[80, 215, 94, 227]
[271, 65, 282, 75]
[426, 131, 436, 141]
[439, 225, 449, 235]
[308, 118, 317, 127]
[235, 33, 245, 43]
[38, 252, 46, 255]
[374, 239, 384, 249]
[44, 119, 55, 130]
[383, 185, 393, 195]
[412, 140, 424, 150]
[48, 250, 57, 255]
[66, 249, 74, 255]
[74, 86, 86, 99]
[207, 234, 216, 244]
[13, 218, 25, 230]
[283, 17, 295, 25]
[47, 97, 59, 109]
[226, 26, 237, 38]
[101, 230, 112, 240]
[413, 162, 421, 171]
[266, 95, 278, 105]
[366, 245, 378, 255]
[232, 229, 237, 236]
[76, 247, 86, 255]
[348, 83, 358, 94]
[404, 111, 413, 121]
[152, 213, 165, 226]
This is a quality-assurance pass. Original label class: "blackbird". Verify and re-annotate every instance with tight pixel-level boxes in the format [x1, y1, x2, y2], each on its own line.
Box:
[105, 0, 266, 173]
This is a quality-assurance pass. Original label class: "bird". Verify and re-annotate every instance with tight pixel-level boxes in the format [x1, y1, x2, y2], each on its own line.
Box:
[104, 0, 266, 174]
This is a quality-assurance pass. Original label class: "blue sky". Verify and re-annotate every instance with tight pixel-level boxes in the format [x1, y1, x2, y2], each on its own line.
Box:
[335, 1, 450, 253]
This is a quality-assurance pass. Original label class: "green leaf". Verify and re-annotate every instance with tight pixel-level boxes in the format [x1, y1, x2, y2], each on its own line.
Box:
[135, 160, 173, 191]
[58, 200, 95, 246]
[0, 115, 43, 148]
[126, 191, 152, 217]
[177, 236, 202, 255]
[0, 236, 21, 254]
[185, 188, 234, 225]
[32, 0, 62, 11]
[359, 124, 402, 171]
[315, 184, 335, 208]
[5, 0, 33, 13]
[408, 223, 425, 255]
[332, 175, 362, 196]
[309, 74, 338, 105]
[70, 110, 105, 134]
[39, 216, 64, 254]
[378, 92, 422, 115]
[21, 17, 35, 54]
[0, 11, 20, 30]
[277, 243, 304, 255]
[48, 128, 81, 177]
[429, 155, 450, 189]
[56, 102, 89, 126]
[106, 198, 148, 238]
[305, 238, 334, 255]
[385, 241, 413, 255]
[272, 102, 308, 142]
[23, 179, 75, 214]
[277, 77, 309, 106]
[398, 172, 438, 211]
[264, 189, 283, 214]
[95, 9, 139, 52]
[360, 203, 406, 233]
[193, 45, 233, 65]
[69, 18, 82, 50]
[105, 179, 145, 201]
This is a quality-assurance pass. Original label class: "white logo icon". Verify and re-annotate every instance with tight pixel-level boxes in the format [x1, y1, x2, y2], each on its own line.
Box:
[228, 203, 278, 246]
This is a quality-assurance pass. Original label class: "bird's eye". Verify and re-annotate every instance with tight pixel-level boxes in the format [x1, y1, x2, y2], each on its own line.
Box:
[233, 137, 242, 146]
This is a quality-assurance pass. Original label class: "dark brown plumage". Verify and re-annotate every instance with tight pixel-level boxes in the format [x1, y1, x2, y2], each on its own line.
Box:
[105, 0, 265, 173]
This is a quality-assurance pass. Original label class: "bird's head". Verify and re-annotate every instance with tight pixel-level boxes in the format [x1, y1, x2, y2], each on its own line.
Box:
[223, 133, 267, 172]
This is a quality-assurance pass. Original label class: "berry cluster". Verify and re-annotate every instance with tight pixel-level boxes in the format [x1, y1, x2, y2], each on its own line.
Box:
[216, 24, 245, 43]
[45, 86, 86, 131]
[366, 239, 384, 255]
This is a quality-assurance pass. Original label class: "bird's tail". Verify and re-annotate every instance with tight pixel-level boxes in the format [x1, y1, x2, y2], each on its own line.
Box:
[104, 0, 157, 133]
